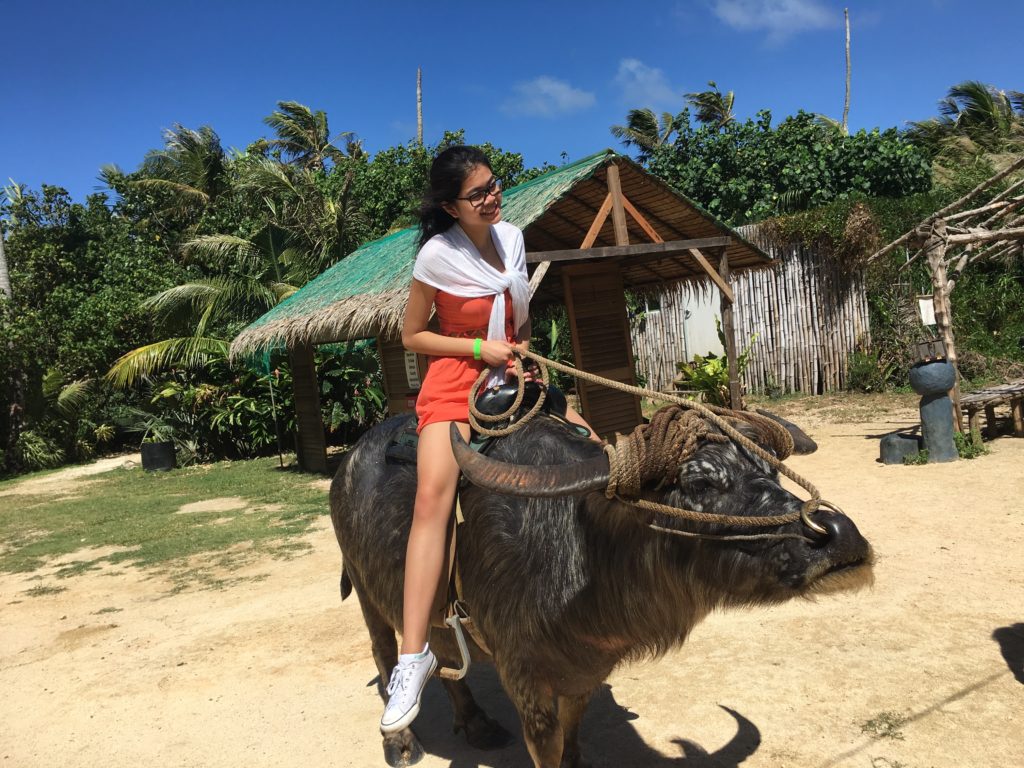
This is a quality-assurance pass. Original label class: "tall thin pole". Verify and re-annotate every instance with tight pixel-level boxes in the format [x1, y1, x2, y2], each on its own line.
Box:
[842, 8, 851, 136]
[0, 220, 11, 300]
[416, 68, 423, 145]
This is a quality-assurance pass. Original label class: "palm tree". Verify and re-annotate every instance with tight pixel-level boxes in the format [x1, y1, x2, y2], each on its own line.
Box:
[610, 108, 678, 163]
[685, 81, 735, 129]
[908, 81, 1024, 157]
[262, 101, 354, 171]
[134, 124, 229, 205]
[239, 154, 366, 272]
[106, 230, 298, 387]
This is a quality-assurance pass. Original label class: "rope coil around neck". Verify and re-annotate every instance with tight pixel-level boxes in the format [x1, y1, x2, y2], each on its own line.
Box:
[467, 350, 828, 538]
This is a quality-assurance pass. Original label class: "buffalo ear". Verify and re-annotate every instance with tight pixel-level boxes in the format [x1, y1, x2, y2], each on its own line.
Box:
[754, 409, 818, 455]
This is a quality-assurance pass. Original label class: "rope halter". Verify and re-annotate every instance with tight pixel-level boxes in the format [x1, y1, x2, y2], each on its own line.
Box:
[467, 351, 834, 539]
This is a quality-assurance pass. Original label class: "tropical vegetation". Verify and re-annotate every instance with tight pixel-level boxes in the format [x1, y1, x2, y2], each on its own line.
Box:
[2, 80, 1022, 477]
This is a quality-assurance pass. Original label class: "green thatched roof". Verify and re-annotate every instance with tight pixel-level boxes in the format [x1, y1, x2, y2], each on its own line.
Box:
[231, 149, 773, 358]
[231, 150, 614, 357]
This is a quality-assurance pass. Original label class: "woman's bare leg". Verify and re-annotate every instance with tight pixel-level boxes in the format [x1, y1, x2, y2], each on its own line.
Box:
[400, 420, 471, 654]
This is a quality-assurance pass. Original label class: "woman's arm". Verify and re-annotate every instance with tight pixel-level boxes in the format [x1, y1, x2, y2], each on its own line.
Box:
[402, 279, 513, 366]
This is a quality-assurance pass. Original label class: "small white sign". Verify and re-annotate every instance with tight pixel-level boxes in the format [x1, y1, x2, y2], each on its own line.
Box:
[404, 351, 421, 390]
[918, 296, 936, 326]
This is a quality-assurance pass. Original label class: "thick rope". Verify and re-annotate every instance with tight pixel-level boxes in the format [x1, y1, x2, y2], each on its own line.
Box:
[467, 356, 550, 437]
[467, 351, 828, 536]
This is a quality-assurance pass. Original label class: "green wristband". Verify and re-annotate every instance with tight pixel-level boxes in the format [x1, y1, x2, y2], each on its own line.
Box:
[472, 338, 483, 360]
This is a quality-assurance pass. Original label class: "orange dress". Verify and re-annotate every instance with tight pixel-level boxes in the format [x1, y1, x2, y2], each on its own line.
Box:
[415, 289, 517, 434]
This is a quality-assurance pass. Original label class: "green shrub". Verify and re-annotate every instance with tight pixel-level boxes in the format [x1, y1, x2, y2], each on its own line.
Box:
[846, 346, 897, 392]
[954, 430, 989, 459]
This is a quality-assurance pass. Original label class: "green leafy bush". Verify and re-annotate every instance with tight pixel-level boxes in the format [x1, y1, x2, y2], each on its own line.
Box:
[846, 344, 897, 393]
[647, 110, 931, 225]
[674, 327, 756, 406]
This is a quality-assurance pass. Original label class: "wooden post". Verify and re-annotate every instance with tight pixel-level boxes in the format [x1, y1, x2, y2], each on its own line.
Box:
[924, 219, 963, 431]
[718, 247, 742, 409]
[606, 164, 630, 247]
[288, 343, 328, 473]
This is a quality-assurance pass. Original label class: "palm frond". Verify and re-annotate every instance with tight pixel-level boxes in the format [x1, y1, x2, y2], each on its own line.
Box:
[106, 336, 230, 389]
[140, 280, 227, 320]
[610, 108, 661, 151]
[685, 81, 735, 129]
[55, 379, 94, 418]
[182, 234, 260, 263]
[129, 177, 211, 204]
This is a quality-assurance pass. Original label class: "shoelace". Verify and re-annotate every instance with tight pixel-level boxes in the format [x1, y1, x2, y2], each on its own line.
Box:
[386, 663, 415, 697]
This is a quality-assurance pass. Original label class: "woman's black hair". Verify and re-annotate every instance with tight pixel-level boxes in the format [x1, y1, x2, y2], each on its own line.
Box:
[418, 145, 492, 249]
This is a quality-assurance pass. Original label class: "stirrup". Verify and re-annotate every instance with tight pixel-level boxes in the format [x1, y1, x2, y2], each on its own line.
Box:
[437, 602, 472, 681]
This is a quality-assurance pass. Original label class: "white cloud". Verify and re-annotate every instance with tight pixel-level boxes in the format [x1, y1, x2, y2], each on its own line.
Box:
[613, 59, 678, 108]
[712, 0, 836, 43]
[501, 76, 595, 118]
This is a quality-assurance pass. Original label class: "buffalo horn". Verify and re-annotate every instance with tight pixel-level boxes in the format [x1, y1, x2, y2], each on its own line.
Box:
[450, 423, 610, 497]
[754, 408, 818, 455]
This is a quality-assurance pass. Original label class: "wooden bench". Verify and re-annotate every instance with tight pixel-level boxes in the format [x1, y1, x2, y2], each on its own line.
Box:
[959, 379, 1024, 443]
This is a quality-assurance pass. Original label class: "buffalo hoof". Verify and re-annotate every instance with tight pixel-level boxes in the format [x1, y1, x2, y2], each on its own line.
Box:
[454, 710, 514, 750]
[561, 755, 595, 768]
[382, 729, 424, 767]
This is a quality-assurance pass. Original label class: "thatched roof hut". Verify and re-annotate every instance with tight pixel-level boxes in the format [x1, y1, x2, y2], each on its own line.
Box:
[231, 150, 774, 471]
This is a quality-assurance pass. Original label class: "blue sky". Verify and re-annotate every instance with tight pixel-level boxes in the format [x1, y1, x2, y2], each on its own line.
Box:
[4, 0, 1021, 202]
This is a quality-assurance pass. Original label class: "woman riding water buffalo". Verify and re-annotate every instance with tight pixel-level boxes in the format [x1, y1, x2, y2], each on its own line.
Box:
[381, 145, 593, 734]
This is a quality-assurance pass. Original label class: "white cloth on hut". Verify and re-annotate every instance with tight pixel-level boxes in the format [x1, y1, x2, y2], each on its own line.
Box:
[413, 221, 530, 387]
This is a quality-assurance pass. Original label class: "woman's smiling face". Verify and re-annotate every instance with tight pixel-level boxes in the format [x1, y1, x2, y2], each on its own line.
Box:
[447, 163, 502, 228]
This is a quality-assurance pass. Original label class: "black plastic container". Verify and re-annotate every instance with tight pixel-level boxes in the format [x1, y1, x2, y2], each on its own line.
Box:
[140, 441, 176, 472]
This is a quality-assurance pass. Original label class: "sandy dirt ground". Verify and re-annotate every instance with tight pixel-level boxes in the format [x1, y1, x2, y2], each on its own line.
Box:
[2, 409, 1022, 768]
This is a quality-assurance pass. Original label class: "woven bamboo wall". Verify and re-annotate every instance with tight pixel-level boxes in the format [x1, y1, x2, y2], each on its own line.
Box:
[631, 227, 871, 395]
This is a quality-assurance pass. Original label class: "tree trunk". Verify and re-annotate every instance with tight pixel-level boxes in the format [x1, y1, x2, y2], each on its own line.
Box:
[842, 8, 851, 136]
[924, 219, 963, 431]
[0, 221, 25, 473]
[0, 221, 11, 299]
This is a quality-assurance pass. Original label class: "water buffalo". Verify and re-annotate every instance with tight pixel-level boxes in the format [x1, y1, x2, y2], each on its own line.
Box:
[329, 405, 873, 768]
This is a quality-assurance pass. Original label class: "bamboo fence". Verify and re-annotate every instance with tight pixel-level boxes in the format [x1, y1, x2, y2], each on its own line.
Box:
[631, 224, 871, 395]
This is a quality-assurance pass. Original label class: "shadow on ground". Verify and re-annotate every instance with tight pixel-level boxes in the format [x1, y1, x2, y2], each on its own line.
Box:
[369, 667, 762, 767]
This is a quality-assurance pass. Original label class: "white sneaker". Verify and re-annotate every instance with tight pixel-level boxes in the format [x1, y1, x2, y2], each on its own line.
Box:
[380, 647, 437, 734]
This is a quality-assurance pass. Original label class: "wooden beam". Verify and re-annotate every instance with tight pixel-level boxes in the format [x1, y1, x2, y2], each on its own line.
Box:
[717, 248, 742, 409]
[606, 164, 630, 246]
[530, 191, 614, 298]
[526, 236, 732, 264]
[578, 189, 692, 243]
[581, 193, 613, 249]
[528, 261, 551, 298]
[288, 343, 328, 473]
[532, 191, 610, 299]
[687, 247, 734, 303]
[620, 195, 664, 243]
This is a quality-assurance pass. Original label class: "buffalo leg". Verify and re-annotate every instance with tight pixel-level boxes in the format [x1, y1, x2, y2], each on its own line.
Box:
[442, 677, 515, 750]
[557, 692, 594, 768]
[348, 569, 425, 768]
[499, 666, 563, 768]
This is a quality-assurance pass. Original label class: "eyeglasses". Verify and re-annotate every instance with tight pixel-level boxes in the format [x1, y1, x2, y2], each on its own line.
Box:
[456, 177, 502, 208]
